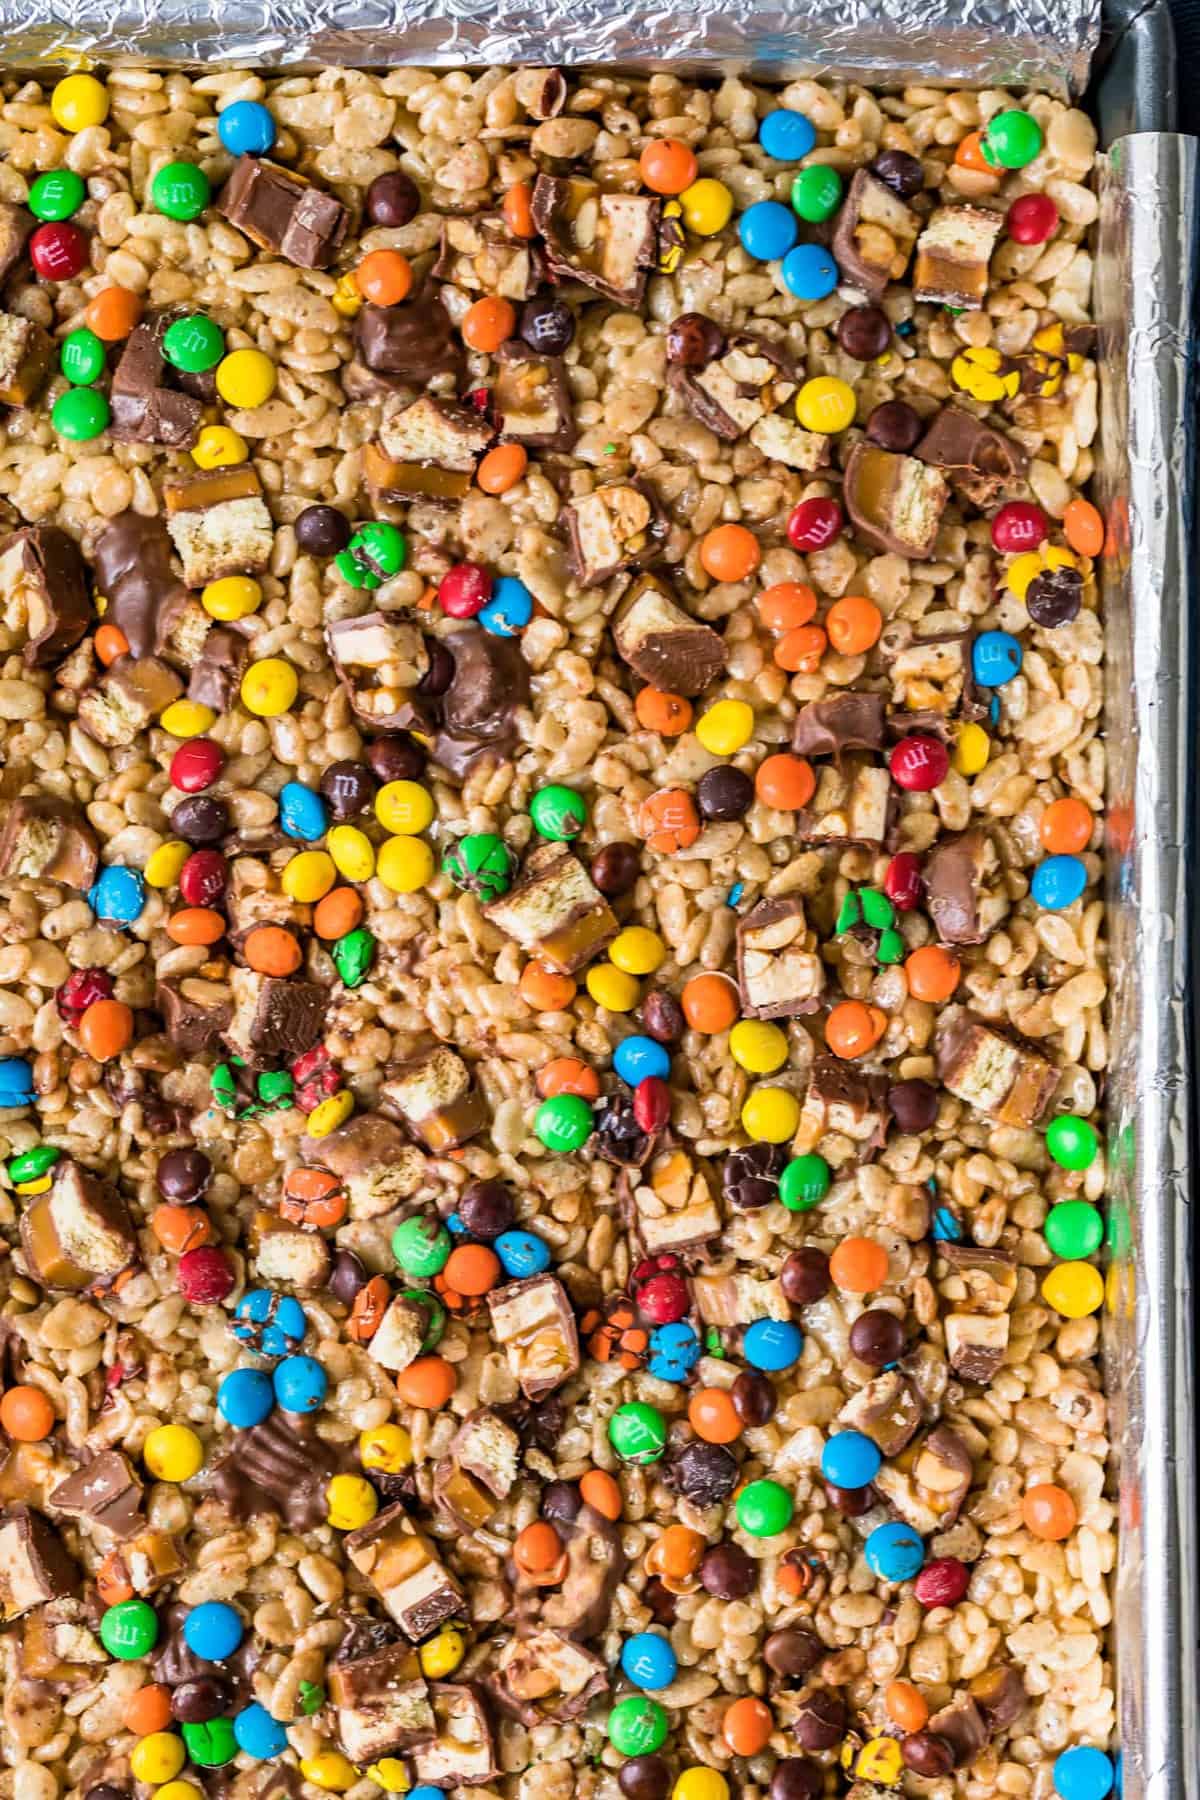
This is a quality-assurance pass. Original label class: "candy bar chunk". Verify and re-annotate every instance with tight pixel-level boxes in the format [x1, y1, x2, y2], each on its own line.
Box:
[411, 1684, 499, 1789]
[49, 1451, 144, 1541]
[634, 1148, 723, 1257]
[0, 1506, 80, 1621]
[491, 1630, 608, 1725]
[189, 625, 250, 714]
[914, 404, 1029, 506]
[369, 1293, 433, 1374]
[935, 1011, 1059, 1127]
[0, 796, 98, 891]
[110, 323, 202, 448]
[694, 1271, 789, 1326]
[380, 1046, 486, 1152]
[924, 827, 1006, 946]
[792, 691, 886, 758]
[253, 1217, 332, 1292]
[364, 442, 471, 507]
[0, 311, 52, 407]
[224, 968, 327, 1066]
[797, 755, 893, 849]
[227, 858, 313, 939]
[843, 441, 949, 560]
[20, 1160, 138, 1295]
[531, 176, 660, 305]
[329, 1643, 434, 1761]
[535, 1503, 626, 1641]
[968, 1664, 1028, 1733]
[0, 525, 90, 668]
[344, 1504, 467, 1640]
[355, 288, 464, 386]
[164, 468, 274, 589]
[494, 341, 576, 451]
[612, 571, 726, 697]
[0, 202, 33, 282]
[326, 613, 428, 733]
[100, 1529, 183, 1596]
[78, 655, 183, 748]
[938, 1242, 1018, 1383]
[22, 1597, 106, 1683]
[736, 897, 824, 1020]
[433, 214, 541, 300]
[301, 1113, 425, 1220]
[433, 626, 530, 780]
[484, 844, 617, 975]
[913, 205, 1003, 309]
[563, 481, 660, 588]
[218, 156, 348, 269]
[433, 1409, 521, 1531]
[888, 624, 984, 729]
[873, 1424, 974, 1534]
[486, 1274, 580, 1401]
[838, 1371, 922, 1457]
[91, 512, 201, 664]
[156, 978, 232, 1054]
[794, 1057, 892, 1160]
[379, 393, 495, 472]
[832, 169, 920, 298]
[748, 412, 830, 472]
[671, 332, 798, 440]
[926, 1694, 989, 1769]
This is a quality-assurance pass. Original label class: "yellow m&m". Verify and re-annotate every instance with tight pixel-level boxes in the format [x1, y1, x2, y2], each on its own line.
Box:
[215, 348, 276, 409]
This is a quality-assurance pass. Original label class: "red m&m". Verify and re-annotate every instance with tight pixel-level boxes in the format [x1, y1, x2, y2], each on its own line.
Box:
[30, 221, 89, 281]
[992, 501, 1049, 554]
[890, 735, 949, 792]
[787, 497, 843, 552]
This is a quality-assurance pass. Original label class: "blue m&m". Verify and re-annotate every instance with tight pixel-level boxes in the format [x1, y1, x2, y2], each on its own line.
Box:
[620, 1631, 678, 1689]
[278, 781, 328, 841]
[479, 575, 533, 638]
[234, 1702, 288, 1760]
[1053, 1748, 1115, 1800]
[647, 1321, 701, 1382]
[217, 100, 277, 157]
[217, 1367, 275, 1429]
[273, 1354, 327, 1413]
[613, 1035, 671, 1087]
[184, 1601, 244, 1661]
[233, 1289, 307, 1358]
[89, 864, 145, 925]
[744, 1318, 803, 1372]
[865, 1520, 925, 1581]
[0, 1057, 35, 1108]
[495, 1229, 552, 1278]
[1032, 854, 1087, 911]
[782, 243, 838, 301]
[758, 109, 817, 162]
[738, 201, 798, 262]
[972, 630, 1023, 687]
[820, 1430, 881, 1488]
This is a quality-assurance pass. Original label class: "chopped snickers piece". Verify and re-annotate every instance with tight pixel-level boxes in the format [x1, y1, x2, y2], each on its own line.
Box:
[433, 1408, 520, 1531]
[329, 1644, 434, 1761]
[837, 1370, 922, 1457]
[364, 441, 471, 507]
[0, 1505, 80, 1620]
[0, 202, 33, 284]
[633, 1148, 723, 1257]
[326, 613, 429, 733]
[49, 1451, 144, 1541]
[369, 1293, 435, 1374]
[736, 897, 824, 1019]
[227, 858, 313, 938]
[486, 1274, 580, 1401]
[832, 169, 920, 298]
[694, 1270, 789, 1326]
[531, 176, 660, 305]
[0, 795, 98, 891]
[484, 844, 617, 975]
[888, 624, 984, 729]
[164, 467, 274, 588]
[612, 571, 726, 697]
[924, 827, 1006, 945]
[843, 441, 949, 560]
[156, 978, 232, 1054]
[380, 1045, 486, 1152]
[796, 755, 893, 849]
[188, 625, 250, 714]
[22, 1596, 106, 1683]
[670, 332, 798, 441]
[433, 214, 541, 300]
[925, 1694, 988, 1768]
[493, 341, 576, 451]
[490, 1630, 608, 1724]
[92, 511, 207, 666]
[355, 288, 464, 386]
[968, 1664, 1028, 1733]
[344, 1504, 467, 1640]
[0, 525, 90, 667]
[95, 1529, 183, 1596]
[0, 311, 52, 407]
[218, 156, 348, 269]
[793, 1057, 892, 1161]
[874, 1424, 974, 1534]
[378, 393, 495, 472]
[253, 1216, 332, 1292]
[224, 968, 328, 1066]
[938, 1242, 1018, 1383]
[792, 691, 886, 758]
[411, 1683, 499, 1789]
[19, 1160, 138, 1295]
[109, 321, 202, 448]
[562, 481, 663, 588]
[914, 404, 1029, 505]
[301, 1113, 425, 1219]
[913, 205, 1004, 309]
[935, 1011, 1059, 1127]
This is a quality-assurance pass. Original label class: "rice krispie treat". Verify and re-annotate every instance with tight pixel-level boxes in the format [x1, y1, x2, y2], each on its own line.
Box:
[0, 61, 1114, 1800]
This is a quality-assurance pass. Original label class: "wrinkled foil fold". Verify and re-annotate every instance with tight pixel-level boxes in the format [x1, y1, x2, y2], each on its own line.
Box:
[0, 0, 1098, 97]
[1097, 130, 1199, 1800]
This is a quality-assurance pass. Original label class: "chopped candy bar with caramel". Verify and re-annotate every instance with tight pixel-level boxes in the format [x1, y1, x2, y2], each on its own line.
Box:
[344, 1504, 467, 1640]
[484, 845, 617, 974]
[486, 1274, 580, 1400]
[380, 1044, 486, 1151]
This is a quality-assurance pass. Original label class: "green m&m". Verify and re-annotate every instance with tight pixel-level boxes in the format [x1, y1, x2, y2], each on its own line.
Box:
[1046, 1114, 1099, 1171]
[29, 169, 86, 222]
[336, 521, 407, 590]
[99, 1599, 158, 1660]
[255, 1069, 294, 1109]
[442, 832, 514, 900]
[333, 926, 375, 988]
[607, 1695, 669, 1756]
[791, 164, 842, 222]
[736, 1478, 793, 1537]
[181, 1719, 238, 1767]
[163, 312, 225, 373]
[7, 1144, 60, 1184]
[52, 386, 109, 440]
[608, 1401, 667, 1464]
[392, 1214, 452, 1277]
[980, 109, 1044, 171]
[534, 1093, 592, 1153]
[1044, 1200, 1103, 1260]
[59, 327, 105, 386]
[152, 160, 211, 221]
[779, 1153, 830, 1211]
[530, 784, 587, 842]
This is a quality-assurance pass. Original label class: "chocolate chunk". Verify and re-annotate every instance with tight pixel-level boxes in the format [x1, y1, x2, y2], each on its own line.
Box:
[329, 1643, 434, 1761]
[562, 482, 666, 588]
[670, 1440, 738, 1506]
[188, 626, 250, 714]
[924, 827, 997, 944]
[49, 1451, 144, 1541]
[380, 1046, 486, 1152]
[0, 311, 53, 407]
[355, 288, 464, 386]
[612, 571, 727, 697]
[0, 525, 91, 667]
[926, 1694, 988, 1768]
[344, 1504, 467, 1640]
[109, 321, 202, 449]
[968, 1664, 1027, 1732]
[531, 176, 660, 305]
[208, 1409, 342, 1532]
[410, 1683, 498, 1789]
[0, 1505, 80, 1620]
[0, 202, 33, 284]
[434, 624, 531, 776]
[0, 795, 98, 890]
[935, 1010, 1058, 1127]
[913, 404, 1029, 505]
[887, 1077, 938, 1134]
[843, 440, 949, 560]
[722, 1142, 786, 1212]
[218, 156, 348, 269]
[1026, 564, 1083, 627]
[486, 1274, 580, 1401]
[156, 978, 232, 1055]
[224, 970, 327, 1067]
[485, 844, 616, 975]
[794, 1690, 845, 1751]
[832, 169, 920, 298]
[91, 512, 198, 663]
[736, 896, 824, 1019]
[533, 1503, 626, 1642]
[913, 205, 1003, 309]
[792, 691, 886, 758]
[489, 1630, 608, 1724]
[493, 340, 576, 451]
[19, 1160, 138, 1295]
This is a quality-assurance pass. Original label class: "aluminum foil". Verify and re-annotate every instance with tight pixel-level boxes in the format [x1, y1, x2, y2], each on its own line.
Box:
[1096, 130, 1199, 1800]
[0, 0, 1099, 98]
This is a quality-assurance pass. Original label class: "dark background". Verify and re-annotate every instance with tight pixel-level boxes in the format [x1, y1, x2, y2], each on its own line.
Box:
[1170, 0, 1198, 129]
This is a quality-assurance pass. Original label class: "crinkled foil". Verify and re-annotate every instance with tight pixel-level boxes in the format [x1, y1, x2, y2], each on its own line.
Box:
[1096, 131, 1199, 1800]
[0, 0, 1098, 97]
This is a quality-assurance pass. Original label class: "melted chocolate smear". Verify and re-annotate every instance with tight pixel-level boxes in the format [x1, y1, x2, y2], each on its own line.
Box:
[431, 626, 530, 780]
[207, 1409, 345, 1532]
[153, 1601, 262, 1706]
